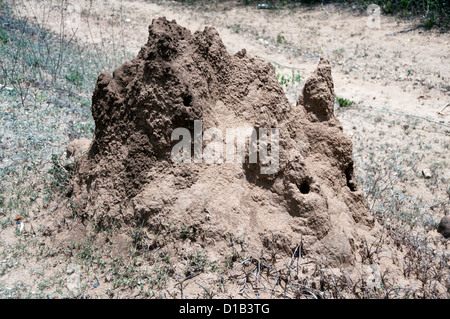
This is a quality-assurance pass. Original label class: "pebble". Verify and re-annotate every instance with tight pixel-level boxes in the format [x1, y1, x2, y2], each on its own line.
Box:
[366, 263, 382, 290]
[422, 169, 432, 179]
[66, 264, 78, 275]
[437, 216, 450, 239]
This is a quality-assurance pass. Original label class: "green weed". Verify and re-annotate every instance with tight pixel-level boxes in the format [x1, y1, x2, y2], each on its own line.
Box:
[0, 27, 8, 44]
[277, 33, 287, 44]
[65, 67, 84, 87]
[336, 96, 355, 107]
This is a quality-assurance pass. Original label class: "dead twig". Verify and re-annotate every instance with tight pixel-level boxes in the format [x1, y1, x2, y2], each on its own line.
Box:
[174, 271, 202, 298]
[437, 102, 449, 115]
[385, 27, 418, 36]
[195, 281, 216, 299]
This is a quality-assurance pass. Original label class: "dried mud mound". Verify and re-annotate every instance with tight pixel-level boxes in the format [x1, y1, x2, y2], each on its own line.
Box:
[68, 17, 375, 266]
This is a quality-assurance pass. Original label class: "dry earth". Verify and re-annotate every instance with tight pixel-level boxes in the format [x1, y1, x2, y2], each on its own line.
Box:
[13, 0, 450, 118]
[1, 0, 449, 299]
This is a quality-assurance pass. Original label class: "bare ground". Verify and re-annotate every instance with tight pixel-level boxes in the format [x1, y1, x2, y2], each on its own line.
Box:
[0, 0, 448, 299]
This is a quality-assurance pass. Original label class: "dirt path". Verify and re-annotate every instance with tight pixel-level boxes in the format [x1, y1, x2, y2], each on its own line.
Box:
[13, 0, 450, 123]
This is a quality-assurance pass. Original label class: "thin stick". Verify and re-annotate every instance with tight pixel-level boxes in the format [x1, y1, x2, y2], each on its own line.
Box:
[438, 102, 449, 115]
[194, 281, 215, 299]
[232, 257, 252, 270]
[28, 220, 37, 236]
[385, 27, 417, 36]
[289, 245, 299, 268]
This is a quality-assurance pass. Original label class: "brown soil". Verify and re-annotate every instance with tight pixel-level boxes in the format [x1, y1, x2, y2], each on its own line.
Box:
[67, 16, 375, 266]
[43, 17, 429, 298]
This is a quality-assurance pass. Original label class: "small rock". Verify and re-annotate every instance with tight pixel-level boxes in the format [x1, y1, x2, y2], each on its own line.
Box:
[66, 264, 82, 294]
[66, 263, 79, 275]
[422, 169, 432, 179]
[437, 216, 450, 239]
[366, 263, 382, 290]
[66, 138, 91, 159]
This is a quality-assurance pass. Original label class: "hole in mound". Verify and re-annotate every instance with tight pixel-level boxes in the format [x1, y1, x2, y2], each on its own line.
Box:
[183, 94, 192, 107]
[299, 181, 310, 194]
[345, 164, 357, 192]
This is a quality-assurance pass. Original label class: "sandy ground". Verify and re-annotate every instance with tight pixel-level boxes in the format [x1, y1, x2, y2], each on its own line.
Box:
[14, 0, 448, 195]
[2, 0, 449, 299]
[12, 0, 450, 123]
